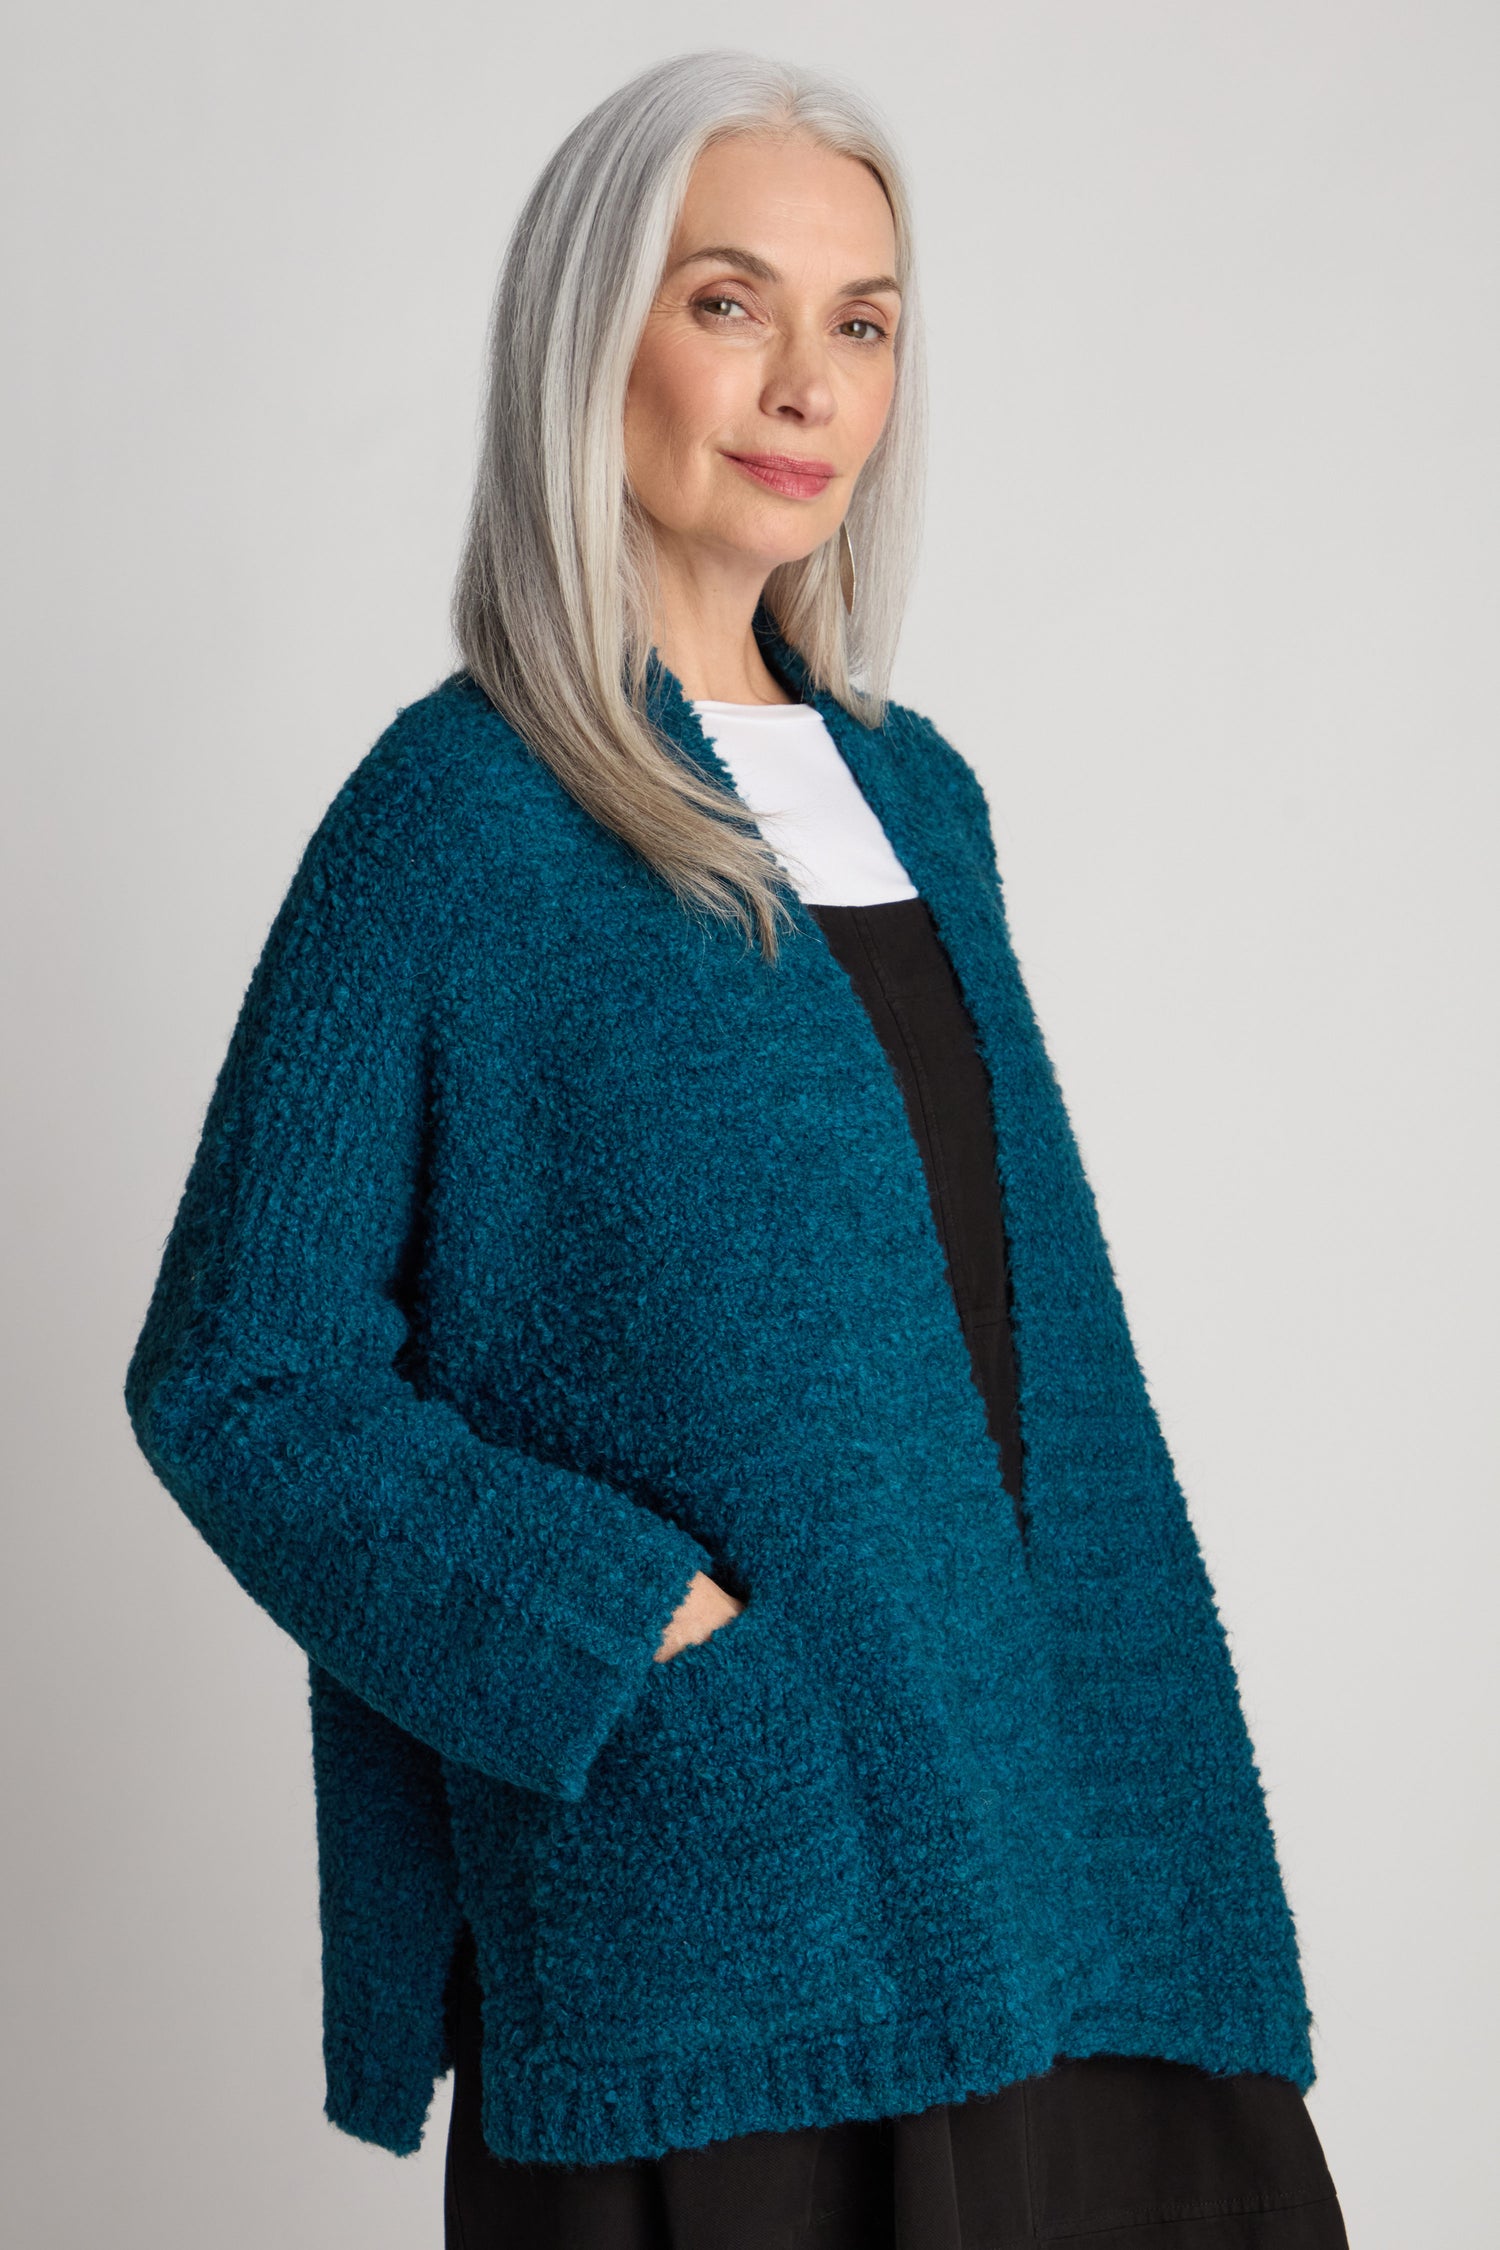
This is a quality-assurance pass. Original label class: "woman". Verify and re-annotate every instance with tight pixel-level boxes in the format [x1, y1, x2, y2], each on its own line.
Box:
[125, 50, 1349, 2250]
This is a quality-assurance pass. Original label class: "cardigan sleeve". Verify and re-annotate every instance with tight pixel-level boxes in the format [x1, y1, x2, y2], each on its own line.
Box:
[123, 750, 715, 1805]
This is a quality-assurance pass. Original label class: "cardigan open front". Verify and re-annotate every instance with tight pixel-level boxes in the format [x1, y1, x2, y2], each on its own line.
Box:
[124, 615, 1314, 2168]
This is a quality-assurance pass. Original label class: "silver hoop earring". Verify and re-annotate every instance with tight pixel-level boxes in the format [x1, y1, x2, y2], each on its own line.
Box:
[838, 520, 857, 616]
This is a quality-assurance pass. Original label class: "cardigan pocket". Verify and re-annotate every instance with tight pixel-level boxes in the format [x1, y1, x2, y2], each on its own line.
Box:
[519, 1594, 900, 2059]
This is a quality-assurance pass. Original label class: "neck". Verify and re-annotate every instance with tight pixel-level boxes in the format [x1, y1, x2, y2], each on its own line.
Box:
[647, 541, 795, 705]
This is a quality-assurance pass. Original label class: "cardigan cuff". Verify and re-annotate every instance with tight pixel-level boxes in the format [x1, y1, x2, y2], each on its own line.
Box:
[490, 1622, 682, 1802]
[446, 1515, 715, 1802]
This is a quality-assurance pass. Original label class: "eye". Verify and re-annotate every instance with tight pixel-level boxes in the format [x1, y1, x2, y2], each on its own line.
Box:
[838, 317, 888, 344]
[694, 294, 752, 322]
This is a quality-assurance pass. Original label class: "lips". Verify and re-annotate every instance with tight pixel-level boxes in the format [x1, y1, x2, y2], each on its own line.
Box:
[724, 452, 836, 500]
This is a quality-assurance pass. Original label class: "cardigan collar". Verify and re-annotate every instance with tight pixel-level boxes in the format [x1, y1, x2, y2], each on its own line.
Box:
[643, 602, 848, 788]
[641, 605, 939, 940]
[641, 606, 991, 970]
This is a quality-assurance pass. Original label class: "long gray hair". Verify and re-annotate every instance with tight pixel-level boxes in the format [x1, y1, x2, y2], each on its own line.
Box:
[453, 50, 927, 959]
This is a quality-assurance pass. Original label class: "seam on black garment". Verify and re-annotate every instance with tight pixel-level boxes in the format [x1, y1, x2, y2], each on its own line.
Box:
[1021, 2073, 1041, 2244]
[444, 2132, 473, 2250]
[1036, 2183, 1345, 2241]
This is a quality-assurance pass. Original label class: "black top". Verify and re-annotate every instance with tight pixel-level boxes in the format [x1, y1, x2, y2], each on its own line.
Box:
[441, 897, 1347, 2250]
[808, 897, 1025, 1531]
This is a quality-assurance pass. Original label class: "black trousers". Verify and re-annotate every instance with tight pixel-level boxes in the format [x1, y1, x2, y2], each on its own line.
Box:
[444, 898, 1349, 2246]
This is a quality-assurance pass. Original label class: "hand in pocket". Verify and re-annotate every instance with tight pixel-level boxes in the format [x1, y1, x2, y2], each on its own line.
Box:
[654, 1569, 746, 1662]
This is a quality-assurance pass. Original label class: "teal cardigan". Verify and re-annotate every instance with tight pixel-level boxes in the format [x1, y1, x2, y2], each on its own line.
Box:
[124, 617, 1314, 2168]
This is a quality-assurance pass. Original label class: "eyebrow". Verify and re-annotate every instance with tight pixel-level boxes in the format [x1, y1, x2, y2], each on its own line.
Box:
[669, 244, 902, 298]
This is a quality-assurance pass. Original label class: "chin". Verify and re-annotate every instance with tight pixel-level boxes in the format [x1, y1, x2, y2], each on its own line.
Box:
[717, 515, 838, 575]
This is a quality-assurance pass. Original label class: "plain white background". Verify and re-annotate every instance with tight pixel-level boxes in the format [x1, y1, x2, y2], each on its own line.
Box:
[3, 4, 1496, 2243]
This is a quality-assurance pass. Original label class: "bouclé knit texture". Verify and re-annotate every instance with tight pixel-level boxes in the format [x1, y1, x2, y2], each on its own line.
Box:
[124, 616, 1314, 2166]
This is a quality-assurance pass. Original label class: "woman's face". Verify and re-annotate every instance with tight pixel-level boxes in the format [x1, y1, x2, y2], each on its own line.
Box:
[624, 132, 902, 584]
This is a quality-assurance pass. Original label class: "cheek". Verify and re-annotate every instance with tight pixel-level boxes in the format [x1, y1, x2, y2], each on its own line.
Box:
[626, 336, 732, 493]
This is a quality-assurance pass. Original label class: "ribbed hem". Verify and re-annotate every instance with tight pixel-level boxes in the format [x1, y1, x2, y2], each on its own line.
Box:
[321, 1988, 1318, 2170]
[469, 2001, 1319, 2169]
[483, 2008, 1050, 2168]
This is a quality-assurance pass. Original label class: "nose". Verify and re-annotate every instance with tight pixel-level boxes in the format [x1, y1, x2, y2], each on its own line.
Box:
[758, 323, 836, 427]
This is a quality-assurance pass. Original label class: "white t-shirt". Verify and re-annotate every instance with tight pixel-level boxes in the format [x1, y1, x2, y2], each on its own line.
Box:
[690, 699, 918, 908]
